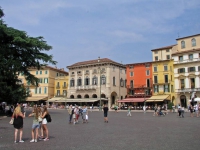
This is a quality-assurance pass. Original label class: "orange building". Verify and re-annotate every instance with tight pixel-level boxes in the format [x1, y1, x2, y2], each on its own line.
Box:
[119, 62, 153, 107]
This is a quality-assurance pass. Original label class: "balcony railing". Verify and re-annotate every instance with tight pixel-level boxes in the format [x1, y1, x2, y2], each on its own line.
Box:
[177, 88, 200, 93]
[56, 85, 60, 89]
[62, 85, 67, 89]
[126, 85, 152, 89]
[174, 58, 200, 64]
[55, 94, 67, 97]
[75, 85, 98, 90]
[153, 80, 172, 84]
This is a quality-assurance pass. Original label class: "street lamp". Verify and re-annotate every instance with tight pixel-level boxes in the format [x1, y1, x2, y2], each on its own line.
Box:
[98, 57, 103, 111]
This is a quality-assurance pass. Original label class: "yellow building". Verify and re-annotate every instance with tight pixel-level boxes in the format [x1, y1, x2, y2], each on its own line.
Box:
[18, 66, 68, 104]
[146, 45, 176, 104]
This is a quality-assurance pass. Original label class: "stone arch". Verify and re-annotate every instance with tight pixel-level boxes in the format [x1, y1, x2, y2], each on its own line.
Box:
[101, 94, 106, 98]
[84, 94, 89, 98]
[92, 94, 97, 98]
[110, 91, 117, 106]
[77, 95, 82, 98]
[70, 95, 74, 99]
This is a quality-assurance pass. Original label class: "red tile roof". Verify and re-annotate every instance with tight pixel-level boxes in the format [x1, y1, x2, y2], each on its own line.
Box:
[68, 58, 122, 67]
[151, 44, 176, 51]
[176, 33, 200, 40]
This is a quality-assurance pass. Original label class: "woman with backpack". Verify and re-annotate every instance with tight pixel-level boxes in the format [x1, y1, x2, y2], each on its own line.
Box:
[41, 106, 49, 141]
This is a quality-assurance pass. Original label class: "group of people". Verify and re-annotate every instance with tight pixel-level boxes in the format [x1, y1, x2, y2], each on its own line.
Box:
[187, 103, 200, 118]
[11, 103, 50, 143]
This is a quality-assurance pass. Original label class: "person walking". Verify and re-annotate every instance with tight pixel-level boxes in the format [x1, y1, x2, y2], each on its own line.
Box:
[68, 105, 72, 124]
[181, 106, 184, 118]
[143, 105, 146, 113]
[127, 106, 131, 117]
[178, 104, 181, 117]
[28, 107, 40, 142]
[153, 104, 158, 116]
[103, 104, 109, 123]
[12, 106, 25, 143]
[82, 105, 87, 123]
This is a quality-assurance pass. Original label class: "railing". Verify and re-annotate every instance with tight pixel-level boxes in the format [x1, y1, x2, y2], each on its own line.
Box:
[177, 88, 200, 93]
[153, 80, 172, 84]
[62, 85, 67, 89]
[75, 85, 98, 90]
[174, 58, 200, 64]
[126, 85, 152, 89]
[55, 94, 67, 97]
[56, 85, 60, 89]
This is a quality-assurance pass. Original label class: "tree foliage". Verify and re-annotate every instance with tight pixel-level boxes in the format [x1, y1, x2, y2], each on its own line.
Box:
[0, 8, 56, 104]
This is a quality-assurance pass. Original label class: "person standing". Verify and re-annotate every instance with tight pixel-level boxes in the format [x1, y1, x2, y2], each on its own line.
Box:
[103, 104, 109, 123]
[178, 104, 181, 117]
[153, 104, 158, 116]
[28, 108, 40, 142]
[127, 106, 131, 117]
[82, 105, 87, 123]
[12, 106, 25, 143]
[68, 105, 72, 124]
[143, 105, 146, 113]
[190, 104, 194, 117]
[195, 103, 199, 117]
[181, 106, 184, 118]
[41, 106, 49, 141]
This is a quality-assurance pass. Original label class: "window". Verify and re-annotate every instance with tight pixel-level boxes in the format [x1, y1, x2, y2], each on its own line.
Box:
[101, 75, 106, 85]
[63, 90, 67, 96]
[85, 70, 89, 74]
[154, 51, 158, 54]
[129, 66, 133, 69]
[180, 79, 185, 89]
[154, 85, 159, 93]
[146, 70, 150, 76]
[70, 78, 75, 87]
[57, 90, 60, 96]
[189, 54, 193, 60]
[178, 68, 185, 73]
[190, 78, 195, 88]
[154, 66, 157, 72]
[44, 87, 47, 94]
[130, 80, 134, 88]
[179, 56, 183, 62]
[40, 71, 42, 75]
[63, 82, 67, 87]
[77, 78, 82, 86]
[72, 72, 74, 75]
[191, 38, 196, 47]
[130, 72, 134, 76]
[155, 56, 158, 61]
[164, 75, 168, 83]
[120, 68, 122, 73]
[125, 79, 127, 87]
[154, 76, 158, 84]
[188, 67, 195, 72]
[45, 70, 48, 74]
[166, 55, 170, 60]
[93, 69, 97, 73]
[120, 78, 124, 87]
[181, 41, 185, 49]
[57, 82, 60, 88]
[57, 73, 59, 76]
[92, 76, 98, 85]
[44, 78, 48, 83]
[36, 71, 38, 75]
[85, 77, 90, 85]
[164, 65, 168, 71]
[113, 77, 116, 86]
[35, 87, 37, 94]
[171, 85, 174, 92]
[39, 78, 43, 83]
[39, 87, 41, 94]
[166, 49, 170, 52]
[164, 85, 169, 92]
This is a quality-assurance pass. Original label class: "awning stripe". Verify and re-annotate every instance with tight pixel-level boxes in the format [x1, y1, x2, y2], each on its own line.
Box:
[146, 95, 170, 102]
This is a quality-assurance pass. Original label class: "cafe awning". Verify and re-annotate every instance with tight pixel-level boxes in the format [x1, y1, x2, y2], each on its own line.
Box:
[26, 96, 48, 102]
[146, 95, 170, 102]
[118, 98, 147, 103]
[53, 98, 108, 103]
[47, 97, 63, 102]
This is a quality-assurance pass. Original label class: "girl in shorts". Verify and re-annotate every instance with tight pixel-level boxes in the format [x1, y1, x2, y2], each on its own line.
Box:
[41, 106, 49, 141]
[29, 108, 40, 142]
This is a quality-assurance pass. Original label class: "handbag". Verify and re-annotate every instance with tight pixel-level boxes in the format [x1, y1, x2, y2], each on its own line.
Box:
[9, 118, 14, 125]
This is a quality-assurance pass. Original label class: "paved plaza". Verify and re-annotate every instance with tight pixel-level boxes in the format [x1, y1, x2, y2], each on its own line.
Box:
[0, 109, 200, 150]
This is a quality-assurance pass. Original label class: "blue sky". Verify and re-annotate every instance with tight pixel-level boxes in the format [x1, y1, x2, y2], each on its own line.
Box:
[1, 0, 200, 70]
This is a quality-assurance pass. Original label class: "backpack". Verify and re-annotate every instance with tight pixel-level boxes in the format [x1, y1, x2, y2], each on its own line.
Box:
[46, 114, 52, 123]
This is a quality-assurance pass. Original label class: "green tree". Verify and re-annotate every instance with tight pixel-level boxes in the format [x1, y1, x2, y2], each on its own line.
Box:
[0, 8, 56, 104]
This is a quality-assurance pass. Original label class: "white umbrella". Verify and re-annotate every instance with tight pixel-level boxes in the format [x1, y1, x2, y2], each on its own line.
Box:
[194, 98, 200, 101]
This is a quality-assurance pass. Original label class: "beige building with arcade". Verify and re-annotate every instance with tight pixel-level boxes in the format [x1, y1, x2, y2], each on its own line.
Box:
[66, 58, 127, 108]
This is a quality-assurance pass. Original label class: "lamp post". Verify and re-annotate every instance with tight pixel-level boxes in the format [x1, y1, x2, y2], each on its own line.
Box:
[98, 57, 102, 111]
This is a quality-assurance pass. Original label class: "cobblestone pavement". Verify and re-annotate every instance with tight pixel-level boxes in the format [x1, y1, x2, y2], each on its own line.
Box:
[0, 109, 200, 150]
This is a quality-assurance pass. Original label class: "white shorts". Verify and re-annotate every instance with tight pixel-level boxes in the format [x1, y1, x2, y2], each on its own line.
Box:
[42, 118, 47, 124]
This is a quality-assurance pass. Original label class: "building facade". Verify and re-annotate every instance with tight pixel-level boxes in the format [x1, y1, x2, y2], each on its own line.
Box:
[66, 58, 126, 108]
[147, 45, 175, 104]
[18, 66, 68, 103]
[172, 34, 200, 107]
[119, 62, 153, 106]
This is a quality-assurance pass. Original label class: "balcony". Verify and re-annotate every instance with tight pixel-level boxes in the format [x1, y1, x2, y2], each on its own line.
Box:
[174, 58, 200, 65]
[153, 80, 172, 84]
[56, 85, 60, 89]
[70, 74, 75, 77]
[126, 85, 152, 89]
[177, 88, 200, 93]
[75, 85, 98, 90]
[62, 85, 67, 89]
[55, 94, 67, 97]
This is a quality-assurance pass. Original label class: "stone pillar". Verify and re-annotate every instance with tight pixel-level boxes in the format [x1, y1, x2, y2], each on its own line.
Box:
[185, 77, 189, 88]
[195, 76, 200, 88]
[106, 67, 110, 87]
